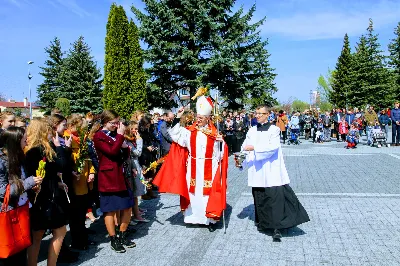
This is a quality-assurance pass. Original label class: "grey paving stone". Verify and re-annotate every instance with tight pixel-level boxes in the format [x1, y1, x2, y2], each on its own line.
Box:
[35, 138, 400, 266]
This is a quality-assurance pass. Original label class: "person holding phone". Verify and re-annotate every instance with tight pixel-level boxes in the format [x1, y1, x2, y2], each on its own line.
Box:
[92, 110, 135, 253]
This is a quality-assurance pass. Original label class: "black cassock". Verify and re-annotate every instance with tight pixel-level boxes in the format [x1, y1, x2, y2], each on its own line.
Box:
[252, 123, 310, 231]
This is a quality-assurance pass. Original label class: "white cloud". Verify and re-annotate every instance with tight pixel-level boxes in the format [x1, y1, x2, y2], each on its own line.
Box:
[5, 0, 21, 7]
[4, 0, 33, 8]
[260, 0, 400, 40]
[48, 0, 91, 17]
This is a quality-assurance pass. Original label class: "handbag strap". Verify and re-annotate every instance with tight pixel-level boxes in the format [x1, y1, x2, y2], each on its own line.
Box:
[1, 184, 10, 212]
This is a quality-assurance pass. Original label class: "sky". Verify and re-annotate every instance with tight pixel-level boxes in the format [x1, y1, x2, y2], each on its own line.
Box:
[1, 0, 400, 104]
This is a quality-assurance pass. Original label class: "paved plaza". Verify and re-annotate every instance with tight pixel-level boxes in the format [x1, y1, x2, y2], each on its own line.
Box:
[38, 134, 400, 266]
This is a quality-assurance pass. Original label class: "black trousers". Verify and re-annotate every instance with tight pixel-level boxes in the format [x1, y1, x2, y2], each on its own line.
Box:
[225, 135, 235, 154]
[69, 194, 89, 247]
[281, 131, 287, 143]
[233, 137, 245, 153]
[392, 123, 400, 144]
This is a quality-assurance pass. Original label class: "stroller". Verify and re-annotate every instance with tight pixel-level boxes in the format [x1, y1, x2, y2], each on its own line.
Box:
[371, 127, 388, 148]
[288, 128, 300, 145]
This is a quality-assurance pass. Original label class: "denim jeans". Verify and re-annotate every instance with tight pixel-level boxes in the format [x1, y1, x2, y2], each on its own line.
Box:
[380, 125, 389, 138]
[323, 128, 331, 141]
[366, 126, 373, 144]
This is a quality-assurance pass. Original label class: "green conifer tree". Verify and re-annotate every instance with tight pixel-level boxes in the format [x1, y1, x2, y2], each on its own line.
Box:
[348, 35, 370, 109]
[364, 19, 392, 108]
[37, 37, 64, 114]
[58, 36, 103, 114]
[388, 22, 400, 100]
[132, 0, 277, 109]
[128, 19, 148, 112]
[330, 34, 352, 108]
[103, 4, 132, 119]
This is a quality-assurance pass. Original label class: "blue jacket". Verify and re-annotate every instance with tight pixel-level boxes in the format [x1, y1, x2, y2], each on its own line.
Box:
[391, 108, 400, 122]
[378, 114, 390, 125]
[345, 114, 355, 125]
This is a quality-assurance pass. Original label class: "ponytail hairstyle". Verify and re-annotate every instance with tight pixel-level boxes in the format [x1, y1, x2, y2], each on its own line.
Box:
[89, 110, 119, 138]
[0, 127, 26, 194]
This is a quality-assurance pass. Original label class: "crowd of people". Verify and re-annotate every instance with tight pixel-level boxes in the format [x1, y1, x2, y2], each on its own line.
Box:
[0, 109, 178, 265]
[279, 102, 400, 148]
[0, 100, 399, 265]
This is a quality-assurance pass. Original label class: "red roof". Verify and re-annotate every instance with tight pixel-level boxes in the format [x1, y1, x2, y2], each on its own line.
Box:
[0, 101, 40, 109]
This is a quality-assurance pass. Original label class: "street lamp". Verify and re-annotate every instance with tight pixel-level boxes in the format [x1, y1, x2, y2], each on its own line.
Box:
[27, 61, 34, 119]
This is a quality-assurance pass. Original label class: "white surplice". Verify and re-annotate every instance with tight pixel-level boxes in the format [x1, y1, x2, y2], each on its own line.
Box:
[169, 123, 225, 225]
[241, 125, 290, 188]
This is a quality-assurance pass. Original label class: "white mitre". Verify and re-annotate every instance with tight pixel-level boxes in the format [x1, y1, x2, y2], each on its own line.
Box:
[196, 96, 213, 116]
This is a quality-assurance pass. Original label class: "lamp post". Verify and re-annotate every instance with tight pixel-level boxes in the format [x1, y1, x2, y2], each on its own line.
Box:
[27, 61, 34, 120]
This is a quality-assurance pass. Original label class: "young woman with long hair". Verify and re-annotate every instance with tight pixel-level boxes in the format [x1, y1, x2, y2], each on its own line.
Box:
[25, 118, 69, 266]
[46, 114, 78, 263]
[124, 121, 149, 223]
[138, 115, 158, 200]
[92, 110, 135, 253]
[64, 114, 96, 250]
[0, 127, 42, 266]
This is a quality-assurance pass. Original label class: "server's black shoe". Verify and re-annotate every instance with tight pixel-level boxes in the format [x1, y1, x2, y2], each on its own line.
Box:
[110, 236, 126, 253]
[272, 229, 282, 242]
[208, 224, 217, 232]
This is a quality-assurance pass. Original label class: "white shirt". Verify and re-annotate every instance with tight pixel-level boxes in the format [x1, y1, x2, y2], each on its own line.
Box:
[241, 125, 290, 187]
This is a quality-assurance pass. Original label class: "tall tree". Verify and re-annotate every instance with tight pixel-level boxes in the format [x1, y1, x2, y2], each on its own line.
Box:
[132, 0, 276, 110]
[208, 5, 277, 109]
[128, 19, 148, 111]
[388, 22, 400, 100]
[317, 69, 334, 102]
[363, 18, 392, 108]
[291, 99, 309, 112]
[330, 34, 352, 108]
[58, 36, 103, 114]
[37, 37, 64, 114]
[103, 4, 132, 119]
[348, 35, 369, 108]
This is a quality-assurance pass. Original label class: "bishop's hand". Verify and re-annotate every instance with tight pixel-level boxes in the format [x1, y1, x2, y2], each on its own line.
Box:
[243, 145, 254, 151]
[216, 134, 223, 142]
[177, 107, 185, 119]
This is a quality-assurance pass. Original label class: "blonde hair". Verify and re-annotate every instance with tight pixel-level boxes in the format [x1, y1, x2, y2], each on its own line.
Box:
[67, 113, 84, 130]
[130, 110, 145, 122]
[26, 118, 56, 161]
